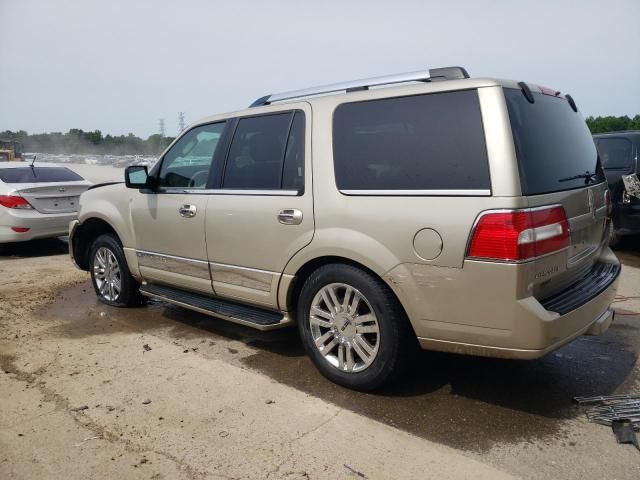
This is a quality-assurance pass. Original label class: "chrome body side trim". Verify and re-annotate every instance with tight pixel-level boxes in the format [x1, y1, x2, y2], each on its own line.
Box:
[339, 189, 491, 196]
[209, 261, 276, 292]
[135, 250, 211, 280]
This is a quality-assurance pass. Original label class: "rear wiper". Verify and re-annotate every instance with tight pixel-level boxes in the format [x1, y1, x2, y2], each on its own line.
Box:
[559, 171, 598, 184]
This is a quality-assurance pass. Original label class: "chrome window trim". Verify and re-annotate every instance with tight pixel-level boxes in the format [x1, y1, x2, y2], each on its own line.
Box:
[339, 189, 491, 196]
[157, 188, 300, 196]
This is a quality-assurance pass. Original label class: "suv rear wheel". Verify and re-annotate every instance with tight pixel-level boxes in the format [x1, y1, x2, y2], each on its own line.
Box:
[297, 264, 413, 391]
[89, 233, 142, 307]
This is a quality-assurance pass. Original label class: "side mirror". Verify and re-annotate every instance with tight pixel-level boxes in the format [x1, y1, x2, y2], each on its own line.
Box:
[125, 165, 149, 188]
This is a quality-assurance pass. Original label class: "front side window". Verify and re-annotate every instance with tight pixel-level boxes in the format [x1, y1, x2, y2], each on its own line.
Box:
[158, 122, 226, 189]
[597, 138, 634, 171]
[332, 90, 490, 192]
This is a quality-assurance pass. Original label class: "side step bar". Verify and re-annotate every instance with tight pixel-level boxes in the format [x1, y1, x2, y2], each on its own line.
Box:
[140, 283, 293, 331]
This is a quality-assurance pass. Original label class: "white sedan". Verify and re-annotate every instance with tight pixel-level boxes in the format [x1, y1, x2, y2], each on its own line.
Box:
[0, 162, 91, 243]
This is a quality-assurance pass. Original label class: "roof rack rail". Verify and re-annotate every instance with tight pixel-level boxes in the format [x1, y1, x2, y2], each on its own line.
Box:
[249, 66, 469, 107]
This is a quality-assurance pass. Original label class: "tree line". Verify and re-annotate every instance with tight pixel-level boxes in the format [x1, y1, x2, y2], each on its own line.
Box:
[585, 115, 640, 134]
[2, 114, 639, 156]
[0, 129, 175, 156]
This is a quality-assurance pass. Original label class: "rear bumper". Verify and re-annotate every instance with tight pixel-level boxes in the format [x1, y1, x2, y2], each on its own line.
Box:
[0, 208, 77, 243]
[388, 249, 621, 360]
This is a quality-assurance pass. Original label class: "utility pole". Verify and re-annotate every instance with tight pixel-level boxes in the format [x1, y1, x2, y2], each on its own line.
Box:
[159, 118, 166, 138]
[178, 112, 185, 133]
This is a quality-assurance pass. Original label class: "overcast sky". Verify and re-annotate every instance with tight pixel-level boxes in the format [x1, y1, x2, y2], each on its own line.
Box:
[1, 0, 639, 138]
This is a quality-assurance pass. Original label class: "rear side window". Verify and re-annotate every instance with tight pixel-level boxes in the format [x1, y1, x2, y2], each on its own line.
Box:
[224, 113, 291, 189]
[0, 167, 83, 183]
[504, 88, 605, 195]
[597, 138, 634, 170]
[332, 90, 490, 192]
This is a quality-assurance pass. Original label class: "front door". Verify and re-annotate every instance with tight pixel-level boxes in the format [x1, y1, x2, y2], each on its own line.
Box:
[205, 105, 313, 308]
[131, 121, 227, 293]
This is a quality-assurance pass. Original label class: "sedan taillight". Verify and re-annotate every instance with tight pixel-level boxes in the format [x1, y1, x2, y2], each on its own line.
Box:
[0, 194, 33, 209]
[467, 206, 570, 262]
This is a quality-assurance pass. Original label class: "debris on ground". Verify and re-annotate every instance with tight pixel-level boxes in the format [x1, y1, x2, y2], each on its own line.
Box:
[73, 436, 101, 447]
[142, 399, 151, 405]
[265, 399, 275, 404]
[70, 405, 89, 412]
[612, 419, 640, 451]
[344, 463, 366, 478]
[575, 392, 640, 452]
[143, 344, 152, 352]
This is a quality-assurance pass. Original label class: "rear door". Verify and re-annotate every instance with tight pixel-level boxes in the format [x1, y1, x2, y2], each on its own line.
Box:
[204, 105, 313, 309]
[504, 88, 609, 296]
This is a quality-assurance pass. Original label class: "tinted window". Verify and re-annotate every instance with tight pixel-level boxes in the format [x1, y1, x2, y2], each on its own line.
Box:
[223, 113, 292, 189]
[0, 167, 83, 183]
[282, 112, 305, 191]
[505, 88, 605, 195]
[332, 90, 490, 191]
[159, 122, 226, 189]
[597, 138, 633, 170]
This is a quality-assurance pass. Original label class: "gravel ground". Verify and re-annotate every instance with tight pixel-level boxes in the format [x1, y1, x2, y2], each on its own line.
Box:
[0, 238, 639, 479]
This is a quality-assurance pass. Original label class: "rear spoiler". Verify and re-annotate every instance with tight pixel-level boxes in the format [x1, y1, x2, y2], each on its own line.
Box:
[87, 181, 124, 191]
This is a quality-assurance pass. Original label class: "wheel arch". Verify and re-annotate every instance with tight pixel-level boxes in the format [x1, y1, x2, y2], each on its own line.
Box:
[71, 217, 123, 271]
[281, 255, 412, 331]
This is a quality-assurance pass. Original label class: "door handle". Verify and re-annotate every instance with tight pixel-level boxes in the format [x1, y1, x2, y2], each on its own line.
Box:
[278, 208, 303, 225]
[179, 204, 197, 218]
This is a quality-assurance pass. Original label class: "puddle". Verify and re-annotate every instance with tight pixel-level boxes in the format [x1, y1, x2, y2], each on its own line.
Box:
[39, 272, 640, 453]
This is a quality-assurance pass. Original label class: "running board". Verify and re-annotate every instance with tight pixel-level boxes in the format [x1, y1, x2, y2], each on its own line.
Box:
[140, 283, 292, 331]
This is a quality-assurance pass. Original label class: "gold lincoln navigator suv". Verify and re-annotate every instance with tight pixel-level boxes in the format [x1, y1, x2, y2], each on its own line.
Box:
[70, 66, 620, 390]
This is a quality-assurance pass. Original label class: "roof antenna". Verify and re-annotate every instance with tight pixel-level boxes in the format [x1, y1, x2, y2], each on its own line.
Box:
[30, 154, 37, 168]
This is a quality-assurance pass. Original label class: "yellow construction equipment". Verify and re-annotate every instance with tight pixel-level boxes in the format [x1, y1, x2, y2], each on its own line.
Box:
[0, 140, 24, 161]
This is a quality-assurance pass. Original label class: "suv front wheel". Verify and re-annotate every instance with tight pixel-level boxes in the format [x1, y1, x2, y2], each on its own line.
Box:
[89, 233, 143, 307]
[297, 264, 413, 391]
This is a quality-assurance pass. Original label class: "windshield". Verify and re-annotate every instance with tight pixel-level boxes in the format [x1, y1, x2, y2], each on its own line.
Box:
[504, 88, 605, 195]
[0, 167, 83, 184]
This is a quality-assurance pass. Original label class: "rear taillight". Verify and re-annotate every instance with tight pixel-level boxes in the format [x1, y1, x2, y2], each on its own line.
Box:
[467, 206, 570, 262]
[0, 194, 33, 209]
[11, 227, 30, 233]
[604, 190, 612, 218]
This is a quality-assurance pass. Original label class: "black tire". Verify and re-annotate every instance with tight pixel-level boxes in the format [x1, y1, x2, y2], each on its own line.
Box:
[297, 263, 415, 391]
[89, 233, 143, 307]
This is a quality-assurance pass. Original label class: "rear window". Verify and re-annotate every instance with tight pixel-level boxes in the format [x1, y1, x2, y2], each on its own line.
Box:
[0, 167, 83, 184]
[597, 137, 634, 170]
[332, 90, 491, 192]
[504, 88, 605, 195]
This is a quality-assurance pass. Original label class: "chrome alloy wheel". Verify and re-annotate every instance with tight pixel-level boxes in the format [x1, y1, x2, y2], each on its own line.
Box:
[93, 246, 121, 302]
[309, 283, 380, 373]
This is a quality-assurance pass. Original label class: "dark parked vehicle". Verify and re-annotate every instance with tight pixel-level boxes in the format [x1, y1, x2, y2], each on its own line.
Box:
[594, 131, 640, 247]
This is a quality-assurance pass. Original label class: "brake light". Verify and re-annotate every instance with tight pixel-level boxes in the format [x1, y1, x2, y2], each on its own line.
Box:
[604, 190, 612, 217]
[11, 227, 30, 233]
[0, 194, 33, 209]
[467, 206, 570, 262]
